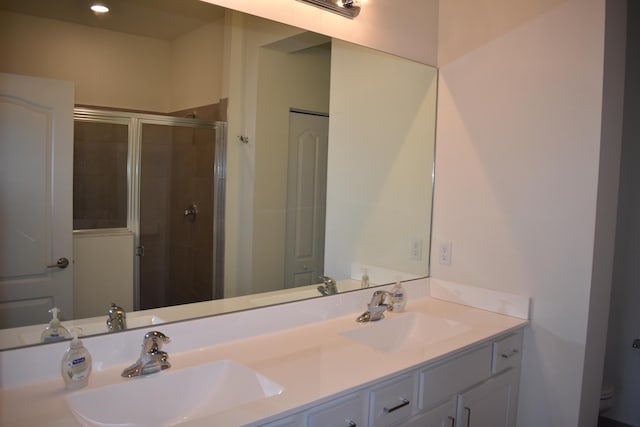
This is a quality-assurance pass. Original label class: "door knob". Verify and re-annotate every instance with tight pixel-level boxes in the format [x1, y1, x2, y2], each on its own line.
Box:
[46, 257, 69, 269]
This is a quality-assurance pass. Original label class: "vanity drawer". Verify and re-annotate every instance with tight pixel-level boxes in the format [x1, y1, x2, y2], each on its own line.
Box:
[260, 414, 303, 427]
[306, 392, 366, 427]
[492, 330, 523, 374]
[420, 343, 492, 411]
[369, 373, 416, 427]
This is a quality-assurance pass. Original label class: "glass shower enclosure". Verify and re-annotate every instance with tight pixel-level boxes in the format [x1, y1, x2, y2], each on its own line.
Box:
[73, 108, 226, 310]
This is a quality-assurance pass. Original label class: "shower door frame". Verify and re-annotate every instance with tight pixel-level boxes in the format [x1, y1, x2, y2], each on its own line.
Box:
[73, 108, 227, 308]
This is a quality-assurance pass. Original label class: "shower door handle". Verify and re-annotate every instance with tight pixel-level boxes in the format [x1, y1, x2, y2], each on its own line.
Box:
[184, 204, 198, 221]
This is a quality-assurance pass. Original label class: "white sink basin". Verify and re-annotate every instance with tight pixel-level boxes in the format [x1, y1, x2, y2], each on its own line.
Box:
[340, 312, 471, 352]
[66, 360, 283, 426]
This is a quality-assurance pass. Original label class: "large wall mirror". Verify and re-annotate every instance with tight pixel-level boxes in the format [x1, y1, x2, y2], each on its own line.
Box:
[0, 0, 437, 350]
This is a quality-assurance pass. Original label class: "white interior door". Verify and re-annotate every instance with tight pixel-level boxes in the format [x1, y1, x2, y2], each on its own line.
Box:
[0, 73, 74, 328]
[284, 111, 329, 288]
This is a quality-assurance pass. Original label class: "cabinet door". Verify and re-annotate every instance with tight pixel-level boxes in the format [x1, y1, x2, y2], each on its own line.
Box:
[307, 392, 365, 427]
[405, 397, 456, 427]
[369, 374, 416, 427]
[457, 368, 520, 427]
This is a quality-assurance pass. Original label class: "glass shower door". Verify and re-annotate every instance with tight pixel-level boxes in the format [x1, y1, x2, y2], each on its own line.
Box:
[138, 122, 220, 309]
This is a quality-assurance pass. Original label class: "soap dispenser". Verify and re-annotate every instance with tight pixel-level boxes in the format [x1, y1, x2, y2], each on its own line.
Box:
[390, 278, 407, 313]
[41, 307, 71, 343]
[61, 328, 92, 390]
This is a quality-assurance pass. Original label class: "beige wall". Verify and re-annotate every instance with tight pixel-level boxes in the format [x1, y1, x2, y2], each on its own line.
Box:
[0, 11, 171, 111]
[0, 10, 222, 113]
[433, 0, 623, 426]
[325, 40, 437, 281]
[223, 13, 312, 297]
[170, 18, 225, 112]
[201, 0, 438, 66]
[252, 45, 330, 293]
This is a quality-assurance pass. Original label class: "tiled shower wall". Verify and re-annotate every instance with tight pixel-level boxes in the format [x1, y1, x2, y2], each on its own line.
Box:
[73, 121, 128, 229]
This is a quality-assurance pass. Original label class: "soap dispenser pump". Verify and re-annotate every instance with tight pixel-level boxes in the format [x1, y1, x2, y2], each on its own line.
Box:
[61, 328, 92, 390]
[41, 307, 71, 343]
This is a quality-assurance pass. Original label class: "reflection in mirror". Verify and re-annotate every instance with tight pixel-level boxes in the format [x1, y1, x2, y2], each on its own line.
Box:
[0, 0, 437, 350]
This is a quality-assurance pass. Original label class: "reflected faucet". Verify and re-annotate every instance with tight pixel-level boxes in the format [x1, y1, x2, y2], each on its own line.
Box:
[121, 331, 171, 378]
[357, 290, 393, 323]
[106, 303, 127, 332]
[317, 275, 337, 296]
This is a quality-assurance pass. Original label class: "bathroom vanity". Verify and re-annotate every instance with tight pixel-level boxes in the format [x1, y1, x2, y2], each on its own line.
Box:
[0, 279, 528, 426]
[260, 329, 523, 427]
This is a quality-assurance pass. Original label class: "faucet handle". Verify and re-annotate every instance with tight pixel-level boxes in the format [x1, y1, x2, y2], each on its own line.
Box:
[319, 275, 335, 285]
[369, 290, 392, 308]
[142, 331, 170, 353]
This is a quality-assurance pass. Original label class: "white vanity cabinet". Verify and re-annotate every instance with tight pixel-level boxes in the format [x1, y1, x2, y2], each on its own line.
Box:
[411, 330, 523, 427]
[405, 367, 519, 427]
[259, 329, 523, 427]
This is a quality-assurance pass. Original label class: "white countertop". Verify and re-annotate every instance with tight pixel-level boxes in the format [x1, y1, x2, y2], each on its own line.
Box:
[0, 280, 528, 427]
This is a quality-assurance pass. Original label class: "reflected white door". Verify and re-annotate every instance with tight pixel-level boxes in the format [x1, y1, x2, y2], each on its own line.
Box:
[284, 111, 329, 288]
[0, 73, 74, 328]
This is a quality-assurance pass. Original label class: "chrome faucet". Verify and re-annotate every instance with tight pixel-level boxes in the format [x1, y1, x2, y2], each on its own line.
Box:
[121, 331, 171, 378]
[317, 275, 338, 296]
[357, 290, 393, 322]
[106, 303, 127, 332]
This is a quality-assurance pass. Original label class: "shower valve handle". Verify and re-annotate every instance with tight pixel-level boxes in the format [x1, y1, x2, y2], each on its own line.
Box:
[633, 339, 640, 349]
[184, 204, 198, 221]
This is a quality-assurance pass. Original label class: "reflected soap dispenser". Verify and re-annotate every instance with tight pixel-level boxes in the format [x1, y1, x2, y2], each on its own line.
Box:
[61, 328, 92, 391]
[41, 307, 71, 343]
[361, 268, 370, 289]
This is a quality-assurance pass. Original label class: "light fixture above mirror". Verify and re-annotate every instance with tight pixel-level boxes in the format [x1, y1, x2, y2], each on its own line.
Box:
[297, 0, 361, 19]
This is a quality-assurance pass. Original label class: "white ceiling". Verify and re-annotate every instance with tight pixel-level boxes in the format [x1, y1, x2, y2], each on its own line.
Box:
[0, 0, 226, 40]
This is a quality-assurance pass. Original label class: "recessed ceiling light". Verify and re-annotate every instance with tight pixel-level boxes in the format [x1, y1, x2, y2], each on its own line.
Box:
[90, 4, 109, 14]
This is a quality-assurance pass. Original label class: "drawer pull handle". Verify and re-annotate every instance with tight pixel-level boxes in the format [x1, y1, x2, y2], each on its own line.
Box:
[500, 348, 519, 359]
[448, 415, 456, 427]
[383, 398, 410, 413]
[346, 420, 357, 427]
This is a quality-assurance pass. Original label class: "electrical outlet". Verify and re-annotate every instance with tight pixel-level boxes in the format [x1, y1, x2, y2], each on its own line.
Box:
[439, 241, 452, 265]
[411, 238, 423, 260]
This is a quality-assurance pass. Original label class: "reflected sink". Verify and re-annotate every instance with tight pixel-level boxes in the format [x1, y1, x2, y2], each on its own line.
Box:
[340, 312, 471, 353]
[66, 359, 283, 426]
